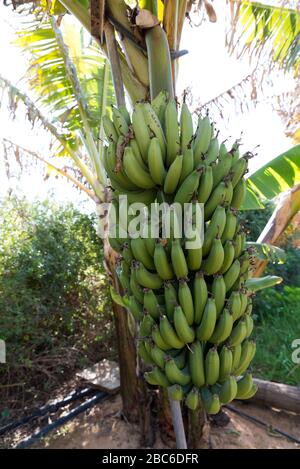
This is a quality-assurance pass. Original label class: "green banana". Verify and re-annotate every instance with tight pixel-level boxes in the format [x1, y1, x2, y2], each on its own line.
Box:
[154, 242, 174, 280]
[240, 252, 250, 275]
[238, 383, 257, 399]
[219, 376, 237, 404]
[136, 262, 163, 289]
[212, 153, 233, 188]
[152, 324, 171, 351]
[205, 136, 219, 165]
[118, 269, 130, 293]
[231, 179, 246, 209]
[224, 180, 233, 207]
[219, 141, 228, 159]
[234, 340, 256, 376]
[130, 265, 144, 303]
[227, 291, 242, 321]
[108, 236, 122, 253]
[145, 367, 170, 387]
[228, 318, 247, 347]
[219, 240, 235, 274]
[231, 157, 247, 188]
[201, 388, 221, 415]
[221, 209, 237, 244]
[168, 384, 183, 401]
[178, 279, 194, 325]
[211, 274, 226, 317]
[103, 115, 118, 143]
[245, 314, 254, 338]
[142, 102, 167, 159]
[202, 205, 226, 256]
[194, 115, 212, 165]
[159, 315, 185, 349]
[180, 148, 194, 185]
[164, 281, 177, 320]
[129, 139, 148, 170]
[143, 288, 160, 320]
[112, 107, 129, 136]
[205, 347, 220, 386]
[197, 165, 213, 204]
[165, 99, 180, 165]
[138, 341, 154, 365]
[185, 388, 199, 410]
[233, 231, 245, 259]
[194, 272, 208, 324]
[204, 181, 227, 220]
[230, 141, 240, 166]
[187, 238, 203, 271]
[171, 240, 188, 279]
[209, 308, 233, 344]
[240, 289, 249, 316]
[118, 105, 131, 125]
[202, 237, 225, 275]
[180, 102, 194, 154]
[174, 168, 202, 204]
[151, 90, 169, 124]
[219, 346, 233, 382]
[165, 358, 191, 386]
[164, 154, 183, 194]
[174, 305, 195, 344]
[189, 341, 205, 388]
[148, 137, 166, 186]
[140, 313, 155, 337]
[113, 189, 157, 206]
[132, 104, 151, 161]
[150, 344, 166, 369]
[123, 147, 156, 189]
[224, 259, 241, 292]
[131, 237, 155, 270]
[144, 234, 156, 258]
[231, 344, 242, 372]
[128, 296, 143, 321]
[235, 373, 253, 399]
[121, 242, 133, 264]
[196, 297, 217, 341]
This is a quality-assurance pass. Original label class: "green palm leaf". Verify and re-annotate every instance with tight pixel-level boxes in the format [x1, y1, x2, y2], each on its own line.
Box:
[227, 1, 300, 72]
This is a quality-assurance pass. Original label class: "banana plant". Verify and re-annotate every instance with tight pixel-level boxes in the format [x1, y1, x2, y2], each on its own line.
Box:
[3, 0, 300, 446]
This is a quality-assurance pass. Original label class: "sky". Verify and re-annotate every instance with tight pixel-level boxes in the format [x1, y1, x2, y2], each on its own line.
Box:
[0, 1, 295, 211]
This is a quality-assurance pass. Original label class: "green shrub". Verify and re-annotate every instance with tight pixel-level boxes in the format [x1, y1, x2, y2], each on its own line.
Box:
[251, 286, 300, 385]
[0, 197, 114, 422]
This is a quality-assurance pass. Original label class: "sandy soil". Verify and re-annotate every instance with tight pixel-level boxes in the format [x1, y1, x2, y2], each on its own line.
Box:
[29, 394, 300, 450]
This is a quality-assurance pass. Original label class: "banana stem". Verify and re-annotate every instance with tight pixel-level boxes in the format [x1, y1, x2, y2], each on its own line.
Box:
[168, 393, 188, 449]
[145, 25, 175, 100]
[104, 22, 126, 107]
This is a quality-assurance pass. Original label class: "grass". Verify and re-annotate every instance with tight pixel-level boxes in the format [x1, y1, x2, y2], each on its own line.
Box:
[251, 286, 300, 386]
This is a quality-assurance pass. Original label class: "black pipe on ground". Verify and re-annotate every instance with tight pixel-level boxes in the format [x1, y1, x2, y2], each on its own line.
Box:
[15, 391, 109, 449]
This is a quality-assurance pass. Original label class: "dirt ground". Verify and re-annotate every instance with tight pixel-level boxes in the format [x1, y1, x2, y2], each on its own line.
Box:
[21, 394, 299, 450]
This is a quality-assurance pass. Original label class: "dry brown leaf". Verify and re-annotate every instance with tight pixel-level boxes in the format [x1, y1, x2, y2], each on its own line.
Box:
[204, 0, 217, 23]
[135, 8, 160, 29]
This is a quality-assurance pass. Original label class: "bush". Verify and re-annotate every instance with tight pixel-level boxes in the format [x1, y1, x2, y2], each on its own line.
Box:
[240, 202, 300, 385]
[0, 197, 114, 422]
[251, 286, 300, 386]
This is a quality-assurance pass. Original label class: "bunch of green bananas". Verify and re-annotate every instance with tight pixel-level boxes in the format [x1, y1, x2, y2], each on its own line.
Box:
[103, 91, 258, 414]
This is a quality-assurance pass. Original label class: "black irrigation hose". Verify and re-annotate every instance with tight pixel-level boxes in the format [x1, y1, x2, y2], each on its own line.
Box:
[15, 391, 109, 449]
[225, 404, 300, 445]
[0, 387, 98, 437]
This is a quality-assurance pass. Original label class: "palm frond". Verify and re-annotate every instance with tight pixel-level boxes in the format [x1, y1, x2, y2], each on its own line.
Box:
[16, 15, 114, 140]
[226, 1, 300, 72]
